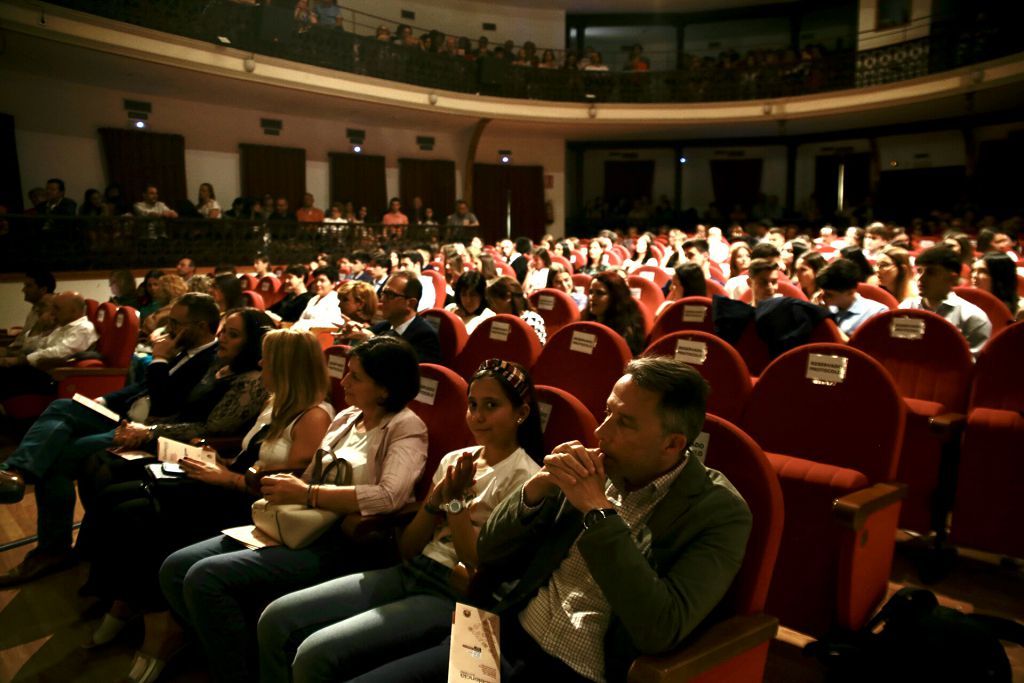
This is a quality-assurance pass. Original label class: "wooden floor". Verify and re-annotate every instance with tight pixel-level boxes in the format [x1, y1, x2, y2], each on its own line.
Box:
[0, 466, 1021, 681]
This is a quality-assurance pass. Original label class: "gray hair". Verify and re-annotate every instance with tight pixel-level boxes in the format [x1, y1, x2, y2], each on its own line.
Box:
[625, 356, 708, 444]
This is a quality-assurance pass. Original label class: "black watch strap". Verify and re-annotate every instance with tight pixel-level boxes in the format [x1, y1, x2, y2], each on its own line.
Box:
[583, 507, 618, 530]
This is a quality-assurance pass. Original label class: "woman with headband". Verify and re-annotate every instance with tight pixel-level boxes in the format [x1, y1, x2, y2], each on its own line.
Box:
[258, 359, 545, 682]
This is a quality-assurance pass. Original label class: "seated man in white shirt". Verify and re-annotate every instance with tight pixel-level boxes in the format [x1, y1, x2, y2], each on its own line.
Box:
[2, 270, 57, 354]
[398, 250, 437, 312]
[815, 258, 889, 341]
[292, 267, 344, 331]
[899, 245, 992, 357]
[0, 292, 98, 399]
[725, 242, 779, 300]
[747, 258, 782, 306]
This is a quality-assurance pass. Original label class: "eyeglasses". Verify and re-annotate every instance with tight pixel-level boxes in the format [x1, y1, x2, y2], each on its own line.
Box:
[379, 289, 409, 301]
[165, 317, 193, 331]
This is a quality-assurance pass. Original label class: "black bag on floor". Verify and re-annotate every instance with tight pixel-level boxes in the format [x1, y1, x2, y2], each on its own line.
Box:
[806, 587, 1023, 683]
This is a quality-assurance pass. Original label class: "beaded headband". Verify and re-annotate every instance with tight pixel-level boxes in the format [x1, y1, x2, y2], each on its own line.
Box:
[477, 358, 530, 400]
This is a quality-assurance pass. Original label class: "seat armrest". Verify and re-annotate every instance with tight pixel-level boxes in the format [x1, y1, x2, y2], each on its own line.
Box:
[51, 367, 128, 380]
[928, 412, 967, 439]
[628, 613, 778, 683]
[341, 502, 419, 542]
[833, 482, 907, 530]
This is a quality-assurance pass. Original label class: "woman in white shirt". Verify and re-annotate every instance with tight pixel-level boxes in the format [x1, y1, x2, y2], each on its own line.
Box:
[292, 267, 343, 330]
[196, 183, 221, 219]
[523, 248, 552, 295]
[446, 271, 495, 335]
[258, 358, 544, 682]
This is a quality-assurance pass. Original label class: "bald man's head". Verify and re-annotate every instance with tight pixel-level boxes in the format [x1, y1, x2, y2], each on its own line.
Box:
[53, 292, 86, 326]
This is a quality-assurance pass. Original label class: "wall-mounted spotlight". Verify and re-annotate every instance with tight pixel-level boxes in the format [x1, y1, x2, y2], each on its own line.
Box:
[347, 128, 365, 153]
[679, 156, 687, 164]
[125, 99, 151, 130]
[353, 145, 362, 153]
[417, 136, 435, 152]
[498, 150, 511, 165]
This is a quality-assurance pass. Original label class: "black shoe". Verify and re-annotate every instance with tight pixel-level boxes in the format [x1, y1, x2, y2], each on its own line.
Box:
[0, 469, 26, 504]
[0, 548, 77, 588]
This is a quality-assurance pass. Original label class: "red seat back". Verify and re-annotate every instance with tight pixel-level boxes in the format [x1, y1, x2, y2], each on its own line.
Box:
[969, 322, 1024, 413]
[632, 265, 669, 288]
[422, 270, 447, 309]
[849, 309, 972, 412]
[243, 290, 266, 311]
[98, 306, 140, 369]
[701, 415, 784, 615]
[856, 283, 899, 310]
[531, 322, 632, 422]
[626, 276, 665, 316]
[494, 260, 516, 279]
[740, 343, 905, 484]
[323, 345, 352, 411]
[258, 276, 283, 307]
[85, 299, 100, 324]
[649, 296, 716, 340]
[454, 314, 542, 381]
[705, 279, 728, 297]
[549, 253, 573, 274]
[420, 308, 469, 367]
[953, 286, 1014, 336]
[94, 302, 116, 330]
[571, 273, 592, 293]
[534, 385, 598, 453]
[239, 274, 258, 291]
[643, 331, 752, 423]
[410, 364, 474, 499]
[528, 289, 581, 339]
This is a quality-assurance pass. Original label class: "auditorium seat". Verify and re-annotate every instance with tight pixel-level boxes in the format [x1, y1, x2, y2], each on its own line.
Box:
[528, 288, 580, 338]
[549, 253, 573, 274]
[422, 269, 447, 309]
[239, 273, 258, 291]
[407, 363, 474, 499]
[705, 279, 728, 298]
[531, 321, 632, 423]
[738, 282, 807, 303]
[953, 286, 1014, 336]
[242, 290, 266, 311]
[627, 275, 666, 316]
[642, 331, 752, 424]
[633, 265, 670, 288]
[85, 298, 100, 323]
[420, 308, 469, 366]
[849, 309, 973, 535]
[856, 283, 899, 310]
[739, 343, 906, 637]
[629, 415, 783, 683]
[534, 385, 597, 452]
[650, 297, 717, 341]
[495, 260, 517, 279]
[453, 314, 542, 381]
[950, 322, 1024, 559]
[323, 344, 351, 411]
[258, 275, 283, 308]
[572, 273, 593, 292]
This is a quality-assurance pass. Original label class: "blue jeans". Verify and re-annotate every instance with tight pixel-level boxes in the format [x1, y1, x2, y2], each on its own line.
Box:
[6, 398, 117, 551]
[258, 559, 455, 683]
[159, 532, 354, 683]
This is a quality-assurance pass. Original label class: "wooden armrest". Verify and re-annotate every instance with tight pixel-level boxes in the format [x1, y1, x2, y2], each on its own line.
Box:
[928, 412, 967, 438]
[341, 502, 419, 542]
[833, 482, 907, 530]
[51, 367, 129, 380]
[628, 613, 778, 683]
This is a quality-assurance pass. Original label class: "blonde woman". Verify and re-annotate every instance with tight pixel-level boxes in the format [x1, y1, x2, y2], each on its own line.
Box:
[337, 280, 379, 325]
[87, 327, 333, 682]
[141, 274, 189, 336]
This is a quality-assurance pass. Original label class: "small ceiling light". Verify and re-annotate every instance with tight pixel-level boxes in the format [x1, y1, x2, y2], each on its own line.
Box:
[498, 150, 511, 165]
[679, 156, 687, 164]
[135, 120, 146, 129]
[353, 145, 362, 153]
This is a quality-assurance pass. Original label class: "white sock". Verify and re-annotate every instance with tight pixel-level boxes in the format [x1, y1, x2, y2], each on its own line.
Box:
[91, 613, 127, 645]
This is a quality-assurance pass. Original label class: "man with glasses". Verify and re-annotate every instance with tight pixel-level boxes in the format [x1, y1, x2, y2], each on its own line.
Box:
[343, 271, 441, 364]
[0, 293, 221, 586]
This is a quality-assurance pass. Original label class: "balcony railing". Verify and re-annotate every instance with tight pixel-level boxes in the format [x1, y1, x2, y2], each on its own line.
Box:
[0, 215, 445, 272]
[41, 0, 1020, 104]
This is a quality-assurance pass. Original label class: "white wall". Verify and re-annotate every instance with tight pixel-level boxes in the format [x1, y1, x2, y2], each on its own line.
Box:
[877, 131, 965, 168]
[680, 145, 787, 213]
[342, 0, 565, 49]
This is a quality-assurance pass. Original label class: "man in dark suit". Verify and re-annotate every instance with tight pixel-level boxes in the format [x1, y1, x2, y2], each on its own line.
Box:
[344, 271, 441, 364]
[35, 177, 77, 238]
[0, 293, 221, 584]
[510, 236, 533, 284]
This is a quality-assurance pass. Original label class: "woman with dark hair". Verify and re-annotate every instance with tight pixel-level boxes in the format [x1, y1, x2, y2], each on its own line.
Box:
[137, 270, 166, 319]
[972, 252, 1022, 318]
[839, 246, 877, 285]
[446, 271, 494, 334]
[258, 359, 543, 682]
[293, 267, 342, 330]
[79, 189, 107, 217]
[486, 276, 547, 345]
[546, 263, 587, 309]
[625, 233, 658, 271]
[582, 271, 646, 356]
[876, 246, 916, 302]
[82, 327, 327, 678]
[728, 241, 751, 280]
[477, 253, 499, 285]
[213, 273, 245, 313]
[781, 239, 809, 279]
[794, 251, 826, 299]
[581, 240, 608, 275]
[196, 183, 221, 219]
[160, 336, 428, 683]
[524, 248, 552, 294]
[657, 263, 707, 317]
[108, 270, 139, 308]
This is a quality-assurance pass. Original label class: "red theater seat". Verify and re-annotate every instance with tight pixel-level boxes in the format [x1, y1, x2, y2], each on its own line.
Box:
[453, 315, 542, 381]
[856, 283, 899, 310]
[633, 265, 670, 288]
[534, 385, 598, 452]
[420, 308, 468, 367]
[258, 275, 283, 308]
[408, 363, 474, 500]
[953, 286, 1014, 336]
[323, 345, 351, 411]
[528, 288, 581, 339]
[242, 290, 265, 311]
[650, 297, 716, 341]
[626, 276, 666, 316]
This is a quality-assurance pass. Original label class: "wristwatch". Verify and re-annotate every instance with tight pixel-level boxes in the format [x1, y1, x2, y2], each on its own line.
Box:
[442, 498, 467, 515]
[583, 507, 618, 530]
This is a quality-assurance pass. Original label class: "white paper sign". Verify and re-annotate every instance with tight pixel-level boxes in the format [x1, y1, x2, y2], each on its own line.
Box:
[806, 353, 849, 384]
[423, 315, 441, 332]
[682, 305, 708, 323]
[637, 270, 656, 281]
[570, 330, 597, 355]
[630, 287, 643, 300]
[489, 321, 510, 342]
[574, 286, 586, 296]
[890, 316, 925, 340]
[674, 339, 708, 366]
[157, 437, 215, 465]
[448, 604, 500, 683]
[537, 294, 555, 311]
[72, 393, 120, 422]
[538, 401, 553, 433]
[416, 376, 439, 405]
[326, 354, 347, 380]
[690, 431, 710, 464]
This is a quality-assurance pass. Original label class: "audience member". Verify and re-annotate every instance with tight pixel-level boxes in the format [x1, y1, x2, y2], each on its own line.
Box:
[343, 272, 441, 363]
[747, 258, 781, 305]
[296, 193, 325, 224]
[175, 257, 196, 280]
[398, 250, 436, 312]
[36, 178, 78, 234]
[657, 263, 707, 316]
[971, 252, 1022, 319]
[3, 270, 57, 353]
[133, 186, 178, 239]
[79, 188, 108, 217]
[793, 251, 826, 299]
[815, 258, 889, 340]
[292, 267, 343, 330]
[524, 248, 552, 294]
[337, 280, 379, 325]
[268, 264, 314, 324]
[212, 273, 246, 314]
[581, 271, 645, 355]
[899, 245, 991, 357]
[546, 264, 587, 309]
[509, 237, 533, 283]
[196, 183, 221, 219]
[381, 197, 409, 227]
[445, 200, 480, 230]
[140, 275, 189, 336]
[447, 270, 495, 334]
[486, 276, 547, 345]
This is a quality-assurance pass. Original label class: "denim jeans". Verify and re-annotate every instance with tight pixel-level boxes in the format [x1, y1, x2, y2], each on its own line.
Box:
[258, 558, 455, 683]
[6, 398, 117, 550]
[159, 532, 354, 683]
